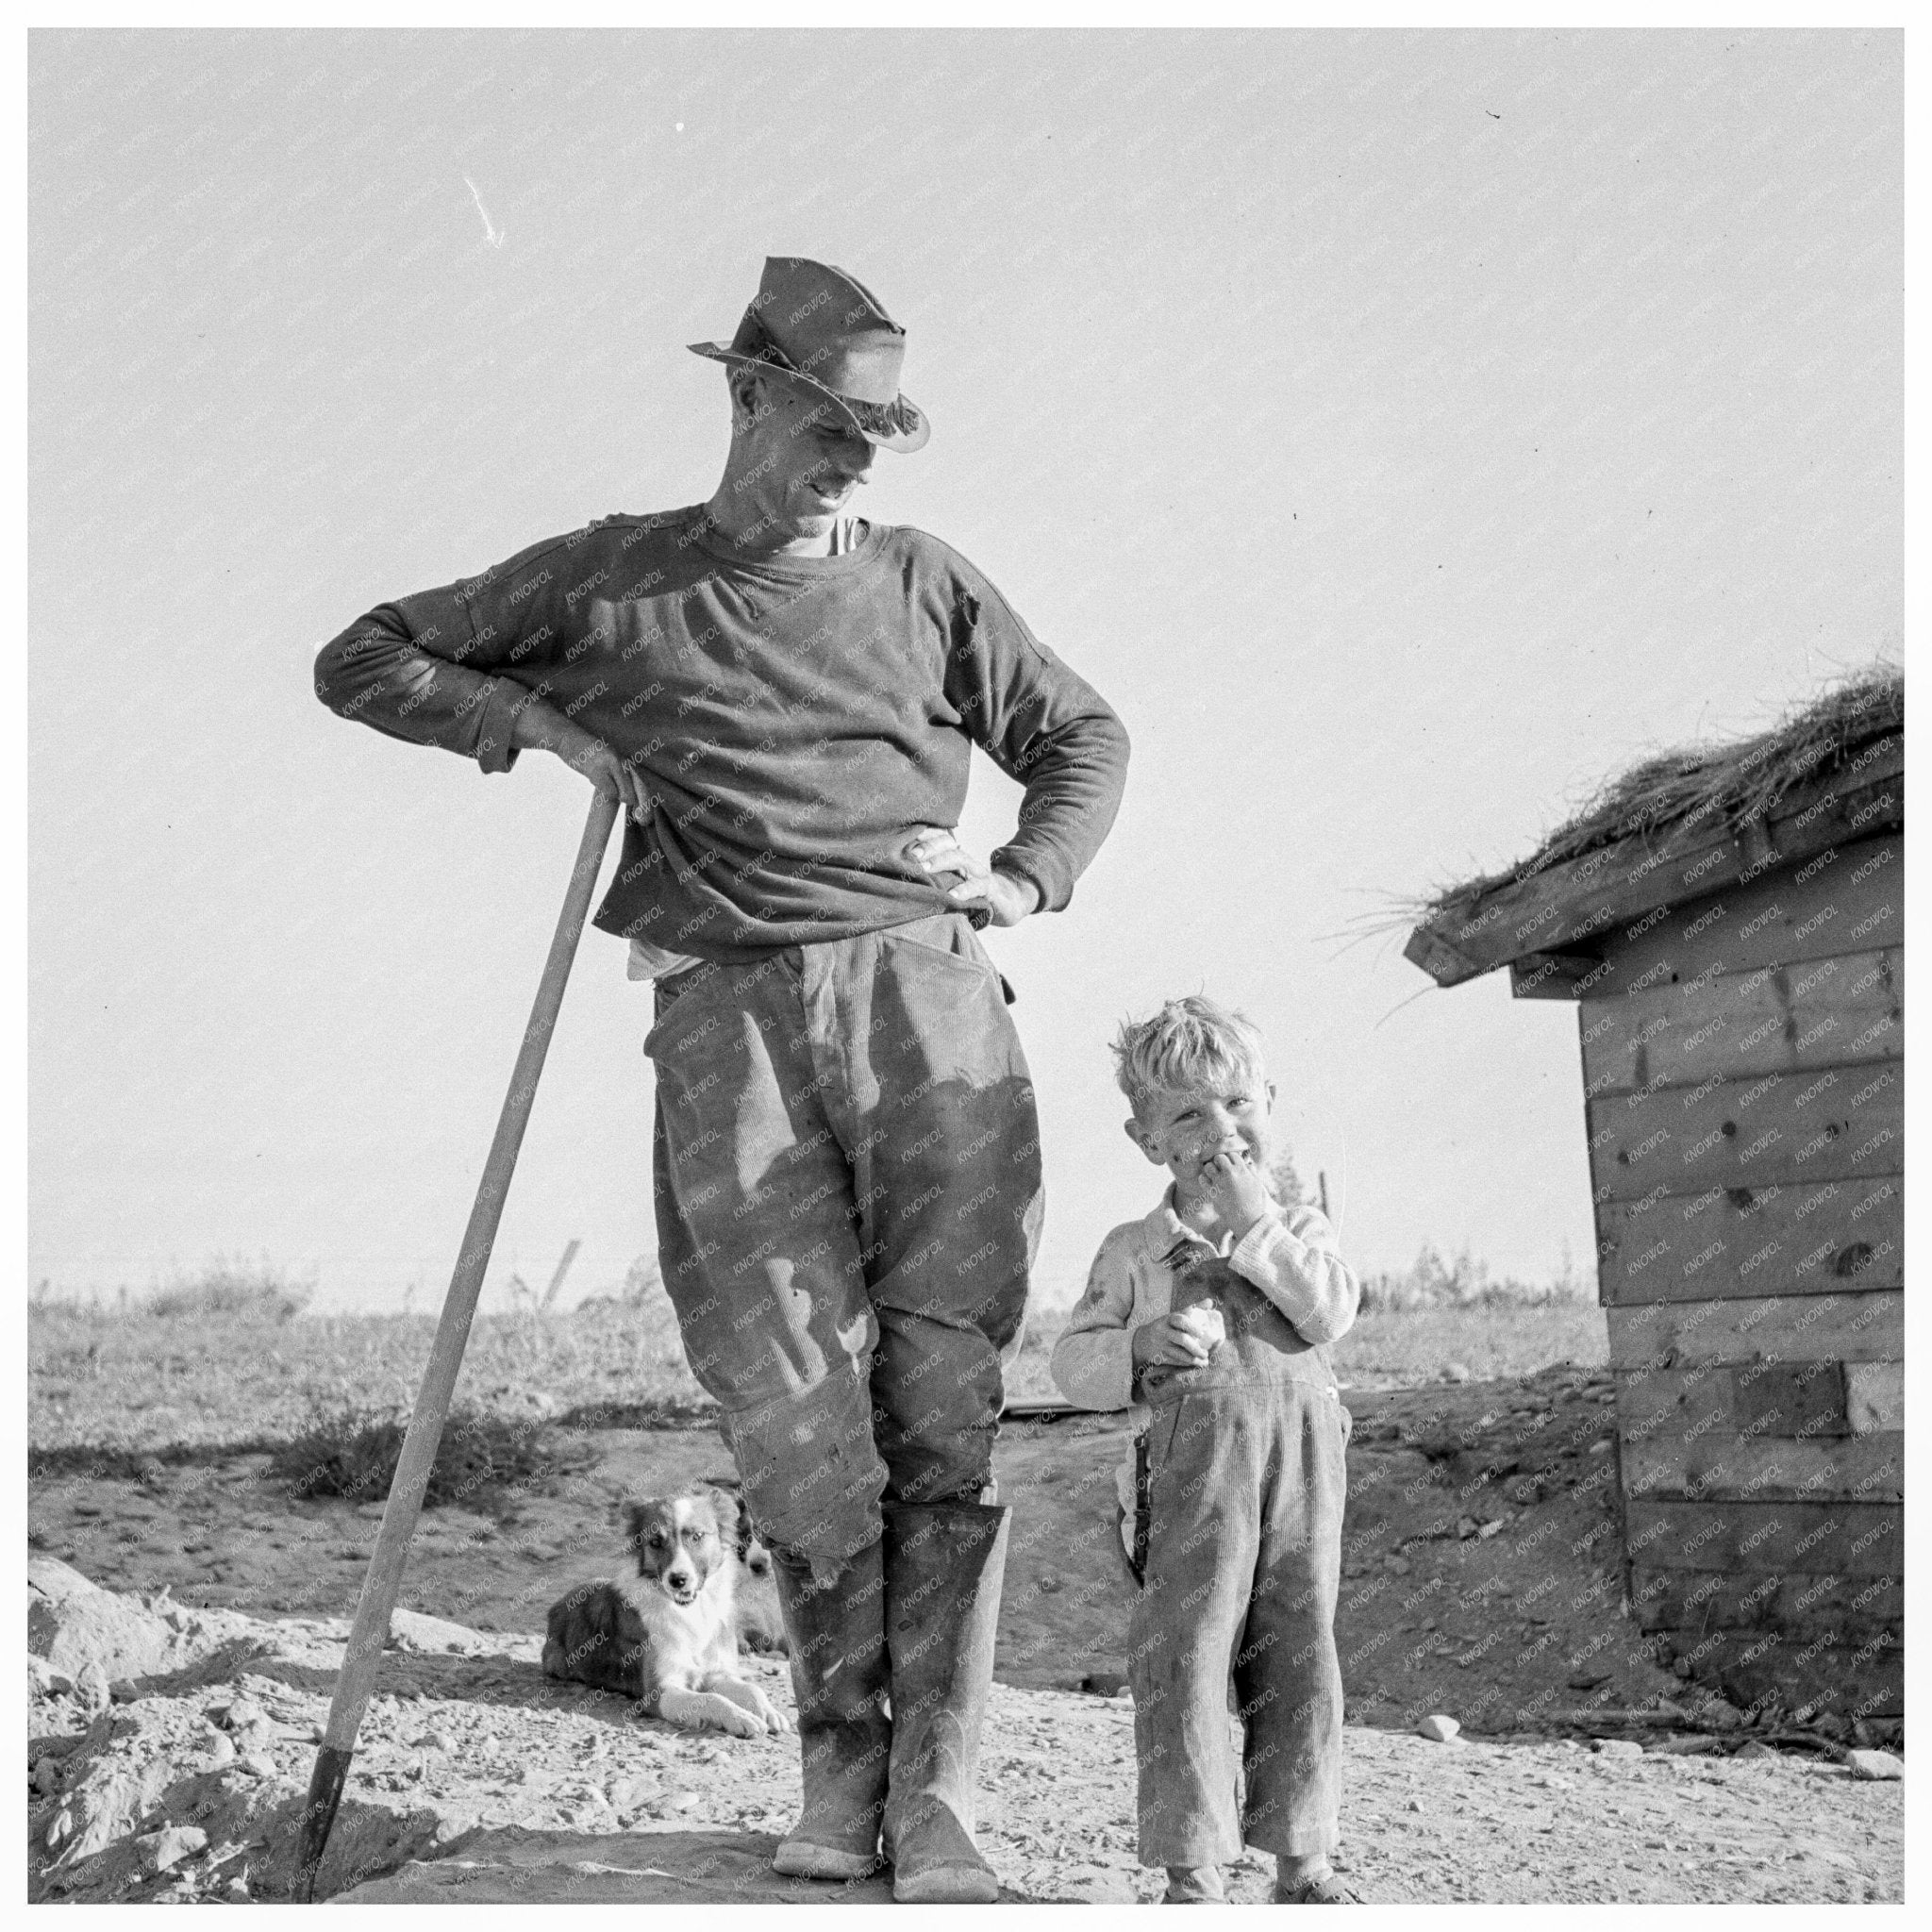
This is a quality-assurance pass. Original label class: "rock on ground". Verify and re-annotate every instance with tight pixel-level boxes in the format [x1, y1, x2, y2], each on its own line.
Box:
[389, 1607, 501, 1656]
[134, 1824, 207, 1874]
[30, 1557, 186, 1683]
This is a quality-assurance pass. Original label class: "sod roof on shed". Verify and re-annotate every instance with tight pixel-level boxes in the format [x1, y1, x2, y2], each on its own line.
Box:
[1405, 665, 1905, 989]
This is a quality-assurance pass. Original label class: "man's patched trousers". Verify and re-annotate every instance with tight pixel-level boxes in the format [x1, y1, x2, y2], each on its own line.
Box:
[646, 910, 1041, 1580]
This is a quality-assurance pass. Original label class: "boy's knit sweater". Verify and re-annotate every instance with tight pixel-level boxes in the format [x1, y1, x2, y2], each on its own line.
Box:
[1051, 1187, 1361, 1539]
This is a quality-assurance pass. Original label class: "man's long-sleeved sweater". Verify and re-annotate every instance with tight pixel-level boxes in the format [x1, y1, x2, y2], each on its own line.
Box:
[314, 508, 1130, 960]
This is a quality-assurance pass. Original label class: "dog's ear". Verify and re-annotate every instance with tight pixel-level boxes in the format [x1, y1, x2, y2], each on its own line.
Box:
[620, 1500, 650, 1554]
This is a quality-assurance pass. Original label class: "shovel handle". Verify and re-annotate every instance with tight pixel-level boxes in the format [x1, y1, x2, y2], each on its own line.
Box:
[295, 788, 620, 1897]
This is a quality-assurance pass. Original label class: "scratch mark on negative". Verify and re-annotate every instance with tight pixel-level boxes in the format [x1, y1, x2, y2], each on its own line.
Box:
[463, 176, 507, 250]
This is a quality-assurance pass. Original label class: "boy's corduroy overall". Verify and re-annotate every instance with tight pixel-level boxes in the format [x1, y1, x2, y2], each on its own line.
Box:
[1127, 1244, 1350, 1868]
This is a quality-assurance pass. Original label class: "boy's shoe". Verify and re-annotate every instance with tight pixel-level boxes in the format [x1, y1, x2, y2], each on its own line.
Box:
[1273, 1865, 1359, 1904]
[1164, 1866, 1226, 1903]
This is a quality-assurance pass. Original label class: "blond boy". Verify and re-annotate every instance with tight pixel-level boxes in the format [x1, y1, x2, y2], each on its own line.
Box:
[1052, 997, 1360, 1904]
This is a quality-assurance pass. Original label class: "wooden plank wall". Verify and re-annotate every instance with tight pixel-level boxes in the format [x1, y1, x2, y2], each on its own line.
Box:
[1574, 830, 1903, 1718]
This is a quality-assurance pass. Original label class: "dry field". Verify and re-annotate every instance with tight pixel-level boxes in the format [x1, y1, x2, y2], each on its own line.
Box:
[28, 1286, 1609, 1457]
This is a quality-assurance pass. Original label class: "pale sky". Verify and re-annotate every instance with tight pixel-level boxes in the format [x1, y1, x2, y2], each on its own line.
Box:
[28, 28, 1901, 1313]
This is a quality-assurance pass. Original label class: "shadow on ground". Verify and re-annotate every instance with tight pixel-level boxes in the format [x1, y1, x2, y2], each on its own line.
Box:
[340, 1824, 900, 1903]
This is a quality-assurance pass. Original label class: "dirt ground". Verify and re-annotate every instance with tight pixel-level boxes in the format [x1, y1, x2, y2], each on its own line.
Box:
[33, 1366, 1663, 1709]
[27, 1361, 1905, 1903]
[26, 1574, 1902, 1906]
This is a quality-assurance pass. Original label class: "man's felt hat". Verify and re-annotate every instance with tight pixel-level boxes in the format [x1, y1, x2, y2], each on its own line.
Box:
[690, 256, 929, 454]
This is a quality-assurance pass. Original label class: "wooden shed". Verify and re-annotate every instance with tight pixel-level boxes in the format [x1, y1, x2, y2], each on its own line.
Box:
[1404, 671, 1904, 1725]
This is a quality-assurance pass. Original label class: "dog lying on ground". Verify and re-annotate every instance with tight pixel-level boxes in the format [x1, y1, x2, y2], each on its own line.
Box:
[542, 1488, 793, 1739]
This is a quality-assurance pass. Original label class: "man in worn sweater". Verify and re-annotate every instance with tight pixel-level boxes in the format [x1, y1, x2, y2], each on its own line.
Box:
[314, 258, 1129, 1903]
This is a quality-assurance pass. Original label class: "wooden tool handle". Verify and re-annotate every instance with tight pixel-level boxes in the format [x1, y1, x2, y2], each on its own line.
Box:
[295, 789, 619, 1897]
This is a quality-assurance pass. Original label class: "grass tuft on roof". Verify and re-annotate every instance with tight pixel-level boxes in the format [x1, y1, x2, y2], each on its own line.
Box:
[1424, 662, 1902, 913]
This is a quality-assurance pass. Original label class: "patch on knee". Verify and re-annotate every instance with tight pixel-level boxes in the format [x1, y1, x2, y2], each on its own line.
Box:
[725, 1374, 886, 1584]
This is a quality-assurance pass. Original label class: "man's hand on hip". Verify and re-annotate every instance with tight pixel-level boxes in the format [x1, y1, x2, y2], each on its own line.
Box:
[903, 826, 1041, 928]
[510, 698, 651, 823]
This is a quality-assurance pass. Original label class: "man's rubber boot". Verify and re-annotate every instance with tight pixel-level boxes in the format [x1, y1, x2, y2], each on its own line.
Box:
[769, 1537, 892, 1881]
[880, 1500, 1011, 1904]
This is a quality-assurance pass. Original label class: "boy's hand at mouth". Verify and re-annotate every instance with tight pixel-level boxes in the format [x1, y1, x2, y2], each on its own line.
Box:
[1197, 1146, 1274, 1242]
